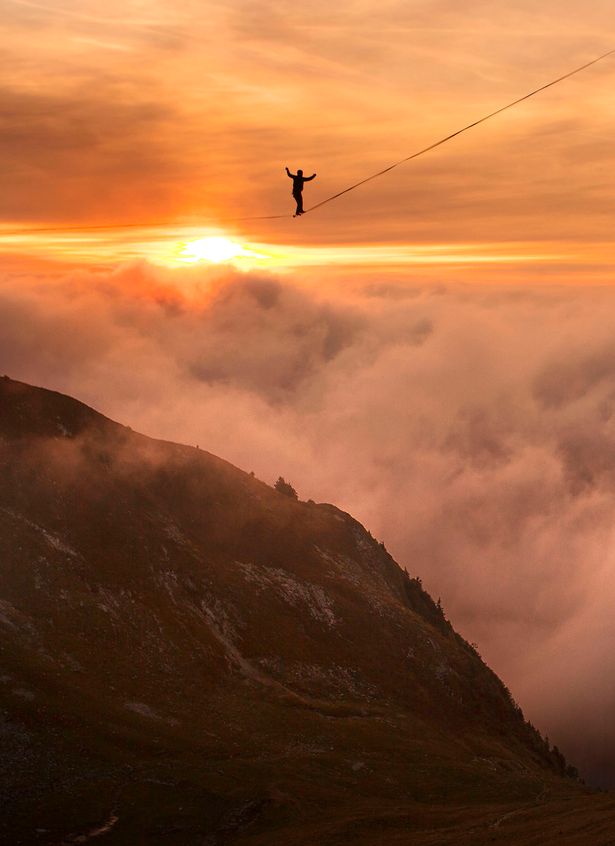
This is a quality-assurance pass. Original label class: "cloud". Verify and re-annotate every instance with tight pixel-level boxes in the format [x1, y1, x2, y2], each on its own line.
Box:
[0, 81, 189, 221]
[2, 261, 615, 784]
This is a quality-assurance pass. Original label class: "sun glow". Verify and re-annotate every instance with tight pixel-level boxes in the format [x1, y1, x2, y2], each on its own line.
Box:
[179, 236, 262, 265]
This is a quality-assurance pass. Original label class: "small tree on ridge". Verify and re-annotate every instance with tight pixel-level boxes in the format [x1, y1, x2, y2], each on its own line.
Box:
[274, 477, 298, 499]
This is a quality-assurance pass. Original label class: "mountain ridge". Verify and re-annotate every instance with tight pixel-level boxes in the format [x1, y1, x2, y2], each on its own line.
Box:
[0, 375, 610, 845]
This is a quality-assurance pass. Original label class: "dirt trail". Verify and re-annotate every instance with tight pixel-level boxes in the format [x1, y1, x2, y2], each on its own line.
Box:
[490, 781, 549, 829]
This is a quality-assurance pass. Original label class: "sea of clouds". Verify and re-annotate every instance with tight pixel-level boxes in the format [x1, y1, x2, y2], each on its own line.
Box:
[3, 261, 615, 784]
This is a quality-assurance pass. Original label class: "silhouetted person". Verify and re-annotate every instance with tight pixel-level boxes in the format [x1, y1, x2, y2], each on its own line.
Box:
[286, 167, 316, 216]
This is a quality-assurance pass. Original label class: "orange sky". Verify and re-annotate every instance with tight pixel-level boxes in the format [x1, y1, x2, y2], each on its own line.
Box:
[1, 0, 615, 277]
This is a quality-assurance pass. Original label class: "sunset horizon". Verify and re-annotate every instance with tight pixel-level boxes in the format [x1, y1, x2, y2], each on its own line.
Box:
[2, 1, 615, 278]
[3, 1, 615, 842]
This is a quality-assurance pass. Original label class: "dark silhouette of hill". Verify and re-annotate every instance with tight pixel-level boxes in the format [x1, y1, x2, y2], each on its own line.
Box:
[0, 375, 613, 844]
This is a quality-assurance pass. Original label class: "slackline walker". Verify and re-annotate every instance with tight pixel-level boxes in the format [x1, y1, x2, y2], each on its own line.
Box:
[1, 47, 614, 238]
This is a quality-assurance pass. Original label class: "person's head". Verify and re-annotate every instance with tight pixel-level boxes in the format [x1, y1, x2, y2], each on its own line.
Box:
[297, 169, 303, 176]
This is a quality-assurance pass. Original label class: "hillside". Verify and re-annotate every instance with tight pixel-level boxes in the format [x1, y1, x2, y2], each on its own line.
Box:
[0, 375, 612, 845]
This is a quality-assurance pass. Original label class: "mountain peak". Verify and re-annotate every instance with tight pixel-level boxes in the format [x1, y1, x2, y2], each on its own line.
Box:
[0, 374, 114, 439]
[0, 376, 593, 844]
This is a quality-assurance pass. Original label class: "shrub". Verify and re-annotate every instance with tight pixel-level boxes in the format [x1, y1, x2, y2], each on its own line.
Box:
[274, 477, 298, 499]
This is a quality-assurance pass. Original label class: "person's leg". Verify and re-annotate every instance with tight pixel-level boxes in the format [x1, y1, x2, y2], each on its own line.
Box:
[294, 192, 303, 215]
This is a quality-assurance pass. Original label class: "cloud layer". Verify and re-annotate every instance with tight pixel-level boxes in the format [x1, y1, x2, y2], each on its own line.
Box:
[2, 262, 615, 784]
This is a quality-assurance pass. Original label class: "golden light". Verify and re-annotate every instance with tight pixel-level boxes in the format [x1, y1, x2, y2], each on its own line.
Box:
[179, 236, 261, 264]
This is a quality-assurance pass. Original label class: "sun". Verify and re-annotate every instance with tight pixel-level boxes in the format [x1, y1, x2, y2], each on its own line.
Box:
[179, 236, 260, 264]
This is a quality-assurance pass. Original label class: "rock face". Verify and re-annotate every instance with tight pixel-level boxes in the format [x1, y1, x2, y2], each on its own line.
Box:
[0, 377, 588, 844]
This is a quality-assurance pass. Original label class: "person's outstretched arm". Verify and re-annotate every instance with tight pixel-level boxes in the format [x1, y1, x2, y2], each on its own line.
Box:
[285, 167, 295, 178]
[305, 173, 317, 181]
